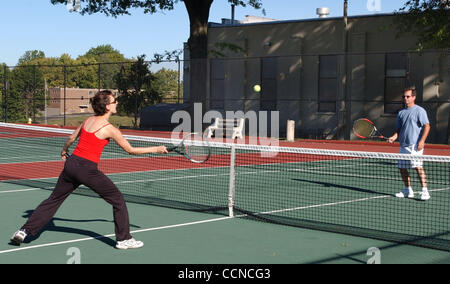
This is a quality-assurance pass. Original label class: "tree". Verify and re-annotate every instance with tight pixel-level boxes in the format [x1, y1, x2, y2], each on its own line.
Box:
[31, 53, 95, 88]
[29, 45, 129, 89]
[0, 63, 8, 121]
[115, 55, 161, 127]
[7, 51, 47, 122]
[17, 50, 46, 65]
[50, 0, 263, 108]
[153, 68, 183, 102]
[79, 44, 129, 88]
[394, 0, 450, 50]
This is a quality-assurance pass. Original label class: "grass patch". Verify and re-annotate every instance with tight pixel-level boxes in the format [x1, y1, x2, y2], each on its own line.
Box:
[44, 115, 138, 128]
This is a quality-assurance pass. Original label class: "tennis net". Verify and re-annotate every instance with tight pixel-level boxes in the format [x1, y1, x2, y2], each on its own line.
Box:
[1, 122, 449, 251]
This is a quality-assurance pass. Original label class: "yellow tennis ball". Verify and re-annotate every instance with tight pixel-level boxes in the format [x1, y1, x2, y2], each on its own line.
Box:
[253, 84, 261, 92]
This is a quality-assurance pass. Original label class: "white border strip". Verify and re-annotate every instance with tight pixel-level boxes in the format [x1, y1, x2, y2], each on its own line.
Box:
[0, 216, 232, 254]
[1, 122, 449, 162]
[1, 186, 449, 255]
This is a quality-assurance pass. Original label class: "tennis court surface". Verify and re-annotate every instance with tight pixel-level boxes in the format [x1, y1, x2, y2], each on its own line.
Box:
[0, 122, 449, 265]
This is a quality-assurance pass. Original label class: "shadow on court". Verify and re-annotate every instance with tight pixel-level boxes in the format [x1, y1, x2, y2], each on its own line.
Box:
[305, 231, 450, 264]
[8, 210, 143, 248]
[292, 178, 392, 196]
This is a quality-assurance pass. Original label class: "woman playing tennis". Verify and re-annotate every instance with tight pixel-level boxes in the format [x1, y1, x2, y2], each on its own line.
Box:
[11, 90, 168, 249]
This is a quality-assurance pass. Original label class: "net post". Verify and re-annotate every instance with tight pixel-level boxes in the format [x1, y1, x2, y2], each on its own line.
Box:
[228, 143, 236, 217]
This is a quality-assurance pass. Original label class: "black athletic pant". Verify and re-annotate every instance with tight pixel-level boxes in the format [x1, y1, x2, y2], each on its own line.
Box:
[22, 154, 132, 241]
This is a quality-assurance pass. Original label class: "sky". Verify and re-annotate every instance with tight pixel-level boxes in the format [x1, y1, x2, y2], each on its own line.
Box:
[0, 0, 409, 67]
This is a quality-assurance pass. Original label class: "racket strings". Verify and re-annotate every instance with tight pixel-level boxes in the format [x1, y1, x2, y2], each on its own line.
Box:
[183, 134, 210, 163]
[353, 120, 375, 138]
[185, 144, 209, 161]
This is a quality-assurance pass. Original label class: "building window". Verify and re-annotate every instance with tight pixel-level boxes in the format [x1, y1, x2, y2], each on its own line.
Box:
[210, 59, 225, 110]
[318, 55, 337, 112]
[384, 53, 408, 114]
[260, 57, 277, 111]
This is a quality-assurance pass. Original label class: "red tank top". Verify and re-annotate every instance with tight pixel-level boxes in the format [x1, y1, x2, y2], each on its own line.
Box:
[73, 121, 110, 164]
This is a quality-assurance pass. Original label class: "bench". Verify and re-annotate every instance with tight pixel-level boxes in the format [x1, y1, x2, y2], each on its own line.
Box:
[205, 118, 244, 140]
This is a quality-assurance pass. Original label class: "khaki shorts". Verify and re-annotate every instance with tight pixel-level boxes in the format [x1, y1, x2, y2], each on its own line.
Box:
[398, 145, 424, 169]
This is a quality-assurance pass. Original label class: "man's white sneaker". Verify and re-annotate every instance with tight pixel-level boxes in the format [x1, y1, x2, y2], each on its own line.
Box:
[419, 191, 430, 201]
[395, 188, 414, 198]
[10, 229, 27, 246]
[116, 238, 144, 250]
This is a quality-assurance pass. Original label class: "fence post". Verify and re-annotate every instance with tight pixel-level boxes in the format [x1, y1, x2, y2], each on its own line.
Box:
[3, 65, 7, 122]
[33, 65, 36, 122]
[287, 120, 295, 142]
[177, 58, 181, 104]
[64, 65, 67, 126]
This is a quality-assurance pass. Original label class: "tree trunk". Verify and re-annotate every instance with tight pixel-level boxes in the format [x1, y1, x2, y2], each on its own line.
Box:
[183, 0, 213, 132]
[184, 0, 212, 59]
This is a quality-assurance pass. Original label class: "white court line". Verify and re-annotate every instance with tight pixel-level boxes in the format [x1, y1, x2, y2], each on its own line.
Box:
[0, 187, 53, 194]
[0, 155, 58, 162]
[233, 187, 450, 217]
[0, 166, 282, 195]
[1, 187, 449, 255]
[1, 159, 448, 255]
[2, 165, 447, 195]
[0, 172, 229, 195]
[0, 216, 232, 255]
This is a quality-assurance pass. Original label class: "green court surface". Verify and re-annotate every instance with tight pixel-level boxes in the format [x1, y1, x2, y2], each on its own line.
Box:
[1, 181, 449, 264]
[0, 127, 449, 264]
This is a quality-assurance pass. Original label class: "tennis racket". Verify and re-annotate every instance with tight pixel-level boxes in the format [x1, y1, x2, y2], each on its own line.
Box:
[352, 118, 387, 140]
[167, 133, 211, 163]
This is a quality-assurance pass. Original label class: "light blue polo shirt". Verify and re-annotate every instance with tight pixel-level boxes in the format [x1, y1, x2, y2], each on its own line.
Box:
[396, 105, 429, 147]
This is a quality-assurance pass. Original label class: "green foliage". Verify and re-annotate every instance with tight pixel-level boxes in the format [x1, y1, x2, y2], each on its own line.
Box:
[115, 55, 162, 127]
[11, 46, 127, 89]
[394, 0, 450, 50]
[3, 45, 182, 123]
[50, 0, 263, 102]
[51, 0, 178, 17]
[152, 50, 183, 63]
[152, 68, 183, 102]
[18, 50, 45, 65]
[79, 44, 130, 88]
[0, 63, 8, 121]
[4, 55, 47, 121]
[51, 0, 263, 17]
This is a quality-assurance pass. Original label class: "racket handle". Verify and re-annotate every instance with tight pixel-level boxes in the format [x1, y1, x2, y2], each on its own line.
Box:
[166, 146, 176, 152]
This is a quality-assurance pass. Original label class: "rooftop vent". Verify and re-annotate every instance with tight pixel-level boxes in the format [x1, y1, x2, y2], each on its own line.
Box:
[316, 7, 330, 18]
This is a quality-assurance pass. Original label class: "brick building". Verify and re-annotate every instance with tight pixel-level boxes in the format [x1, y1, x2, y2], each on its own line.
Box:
[47, 88, 119, 116]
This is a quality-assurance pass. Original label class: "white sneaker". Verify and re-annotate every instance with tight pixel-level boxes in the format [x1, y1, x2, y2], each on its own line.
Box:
[419, 191, 430, 201]
[10, 229, 27, 246]
[115, 238, 144, 250]
[395, 188, 414, 198]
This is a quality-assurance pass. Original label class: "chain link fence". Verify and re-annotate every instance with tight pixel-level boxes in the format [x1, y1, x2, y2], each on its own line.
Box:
[205, 51, 449, 144]
[0, 59, 185, 127]
[1, 51, 449, 144]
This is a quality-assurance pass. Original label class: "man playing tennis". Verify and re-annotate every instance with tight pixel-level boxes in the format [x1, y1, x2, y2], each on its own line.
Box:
[11, 90, 168, 249]
[388, 86, 431, 200]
